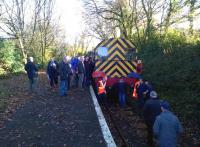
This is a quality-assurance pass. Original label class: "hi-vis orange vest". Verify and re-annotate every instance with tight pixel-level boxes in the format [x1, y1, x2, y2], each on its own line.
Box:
[98, 80, 106, 95]
[132, 81, 140, 99]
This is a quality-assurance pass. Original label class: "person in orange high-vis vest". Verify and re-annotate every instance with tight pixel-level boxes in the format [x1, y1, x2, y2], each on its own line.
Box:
[98, 80, 106, 95]
[132, 80, 141, 99]
[98, 76, 108, 106]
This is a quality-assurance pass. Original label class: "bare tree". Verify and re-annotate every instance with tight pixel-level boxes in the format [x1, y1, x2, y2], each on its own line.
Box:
[83, 0, 119, 40]
[83, 0, 195, 48]
[0, 0, 47, 63]
[37, 0, 56, 65]
[0, 0, 26, 62]
[69, 30, 93, 56]
[0, 0, 60, 64]
[185, 0, 200, 35]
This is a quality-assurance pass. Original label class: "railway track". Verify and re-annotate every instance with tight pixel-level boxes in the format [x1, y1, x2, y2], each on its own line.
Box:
[104, 105, 129, 147]
[101, 104, 147, 147]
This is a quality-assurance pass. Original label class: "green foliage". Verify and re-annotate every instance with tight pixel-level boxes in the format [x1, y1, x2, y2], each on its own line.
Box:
[137, 30, 200, 122]
[0, 39, 24, 76]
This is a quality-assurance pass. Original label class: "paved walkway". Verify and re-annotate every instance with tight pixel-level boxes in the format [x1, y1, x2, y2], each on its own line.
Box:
[0, 83, 107, 147]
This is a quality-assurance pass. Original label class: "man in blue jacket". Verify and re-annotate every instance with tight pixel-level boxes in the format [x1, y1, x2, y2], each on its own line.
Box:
[153, 101, 183, 147]
[70, 56, 79, 88]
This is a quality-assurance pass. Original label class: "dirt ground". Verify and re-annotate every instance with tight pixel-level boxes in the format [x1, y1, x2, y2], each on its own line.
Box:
[0, 72, 105, 147]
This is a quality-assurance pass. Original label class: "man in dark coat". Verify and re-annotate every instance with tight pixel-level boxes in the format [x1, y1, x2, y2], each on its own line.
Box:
[143, 91, 161, 146]
[143, 81, 153, 102]
[47, 58, 59, 88]
[59, 56, 71, 96]
[84, 56, 94, 86]
[136, 79, 147, 110]
[25, 57, 38, 91]
[77, 56, 85, 89]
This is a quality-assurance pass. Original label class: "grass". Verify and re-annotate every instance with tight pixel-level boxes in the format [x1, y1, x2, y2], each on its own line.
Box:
[0, 73, 23, 112]
[0, 98, 7, 112]
[0, 71, 25, 79]
[0, 84, 12, 112]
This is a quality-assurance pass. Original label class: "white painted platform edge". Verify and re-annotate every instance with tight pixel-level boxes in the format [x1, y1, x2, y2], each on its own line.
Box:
[90, 86, 117, 147]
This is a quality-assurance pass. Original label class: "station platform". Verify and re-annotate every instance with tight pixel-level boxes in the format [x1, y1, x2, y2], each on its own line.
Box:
[0, 85, 116, 147]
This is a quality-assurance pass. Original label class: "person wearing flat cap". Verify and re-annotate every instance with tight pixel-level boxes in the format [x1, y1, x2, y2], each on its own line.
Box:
[143, 91, 162, 146]
[153, 101, 183, 147]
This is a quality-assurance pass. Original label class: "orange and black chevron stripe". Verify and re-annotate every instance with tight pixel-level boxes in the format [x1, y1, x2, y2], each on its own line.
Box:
[94, 38, 137, 78]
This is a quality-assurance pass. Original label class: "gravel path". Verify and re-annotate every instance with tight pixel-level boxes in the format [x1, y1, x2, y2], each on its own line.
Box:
[0, 73, 105, 147]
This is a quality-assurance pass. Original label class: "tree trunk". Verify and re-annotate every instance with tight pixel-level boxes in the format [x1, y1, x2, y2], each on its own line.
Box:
[18, 37, 27, 63]
[188, 0, 196, 35]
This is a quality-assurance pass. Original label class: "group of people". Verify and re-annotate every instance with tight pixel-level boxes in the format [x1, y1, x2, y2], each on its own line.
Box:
[25, 56, 183, 147]
[47, 55, 95, 96]
[95, 75, 183, 147]
[133, 78, 183, 147]
[24, 55, 95, 96]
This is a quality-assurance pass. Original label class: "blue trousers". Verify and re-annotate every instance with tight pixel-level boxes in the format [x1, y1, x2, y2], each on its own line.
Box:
[119, 92, 126, 107]
[60, 80, 68, 96]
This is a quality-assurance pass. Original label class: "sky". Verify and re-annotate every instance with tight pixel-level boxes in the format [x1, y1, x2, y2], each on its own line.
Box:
[54, 0, 85, 40]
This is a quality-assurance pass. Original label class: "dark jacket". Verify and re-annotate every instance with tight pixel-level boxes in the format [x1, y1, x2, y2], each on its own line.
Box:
[144, 83, 153, 101]
[47, 60, 59, 77]
[143, 98, 162, 126]
[59, 61, 71, 80]
[153, 111, 183, 147]
[137, 82, 147, 99]
[25, 61, 38, 80]
[77, 61, 85, 74]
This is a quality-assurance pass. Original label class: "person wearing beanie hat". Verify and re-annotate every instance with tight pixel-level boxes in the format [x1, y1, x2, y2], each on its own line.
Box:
[153, 100, 183, 147]
[143, 91, 161, 146]
[160, 100, 170, 110]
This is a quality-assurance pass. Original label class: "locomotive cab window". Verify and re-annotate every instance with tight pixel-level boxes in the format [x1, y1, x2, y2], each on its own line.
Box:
[97, 47, 108, 60]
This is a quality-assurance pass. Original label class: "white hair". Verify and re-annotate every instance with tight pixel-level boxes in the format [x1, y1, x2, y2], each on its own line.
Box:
[29, 57, 34, 62]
